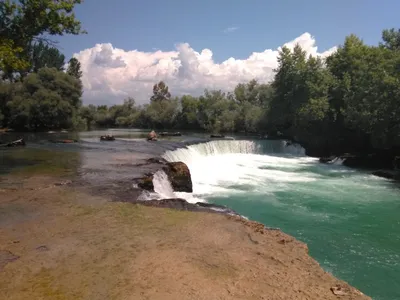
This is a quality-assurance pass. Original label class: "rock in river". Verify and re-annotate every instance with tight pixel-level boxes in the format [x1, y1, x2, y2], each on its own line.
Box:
[163, 162, 193, 193]
[3, 138, 26, 147]
[100, 135, 115, 141]
[137, 174, 155, 191]
[372, 170, 399, 180]
[147, 130, 158, 141]
[134, 160, 193, 193]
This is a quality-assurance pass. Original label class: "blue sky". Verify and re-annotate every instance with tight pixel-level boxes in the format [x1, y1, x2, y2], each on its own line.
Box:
[61, 0, 400, 105]
[60, 0, 399, 61]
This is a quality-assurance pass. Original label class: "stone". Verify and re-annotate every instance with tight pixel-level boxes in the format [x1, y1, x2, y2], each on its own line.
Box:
[331, 284, 350, 296]
[4, 138, 25, 147]
[100, 135, 115, 141]
[394, 156, 400, 170]
[319, 156, 337, 164]
[163, 162, 193, 193]
[147, 130, 157, 141]
[0, 250, 20, 271]
[137, 175, 154, 191]
[51, 139, 78, 144]
[210, 134, 225, 138]
[372, 170, 399, 180]
[159, 132, 182, 137]
[342, 154, 394, 169]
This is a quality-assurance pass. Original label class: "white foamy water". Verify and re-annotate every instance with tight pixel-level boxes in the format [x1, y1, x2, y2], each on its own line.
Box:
[159, 140, 317, 201]
[153, 170, 175, 198]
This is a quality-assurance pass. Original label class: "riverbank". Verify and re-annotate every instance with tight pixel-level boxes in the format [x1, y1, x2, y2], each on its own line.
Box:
[0, 175, 370, 300]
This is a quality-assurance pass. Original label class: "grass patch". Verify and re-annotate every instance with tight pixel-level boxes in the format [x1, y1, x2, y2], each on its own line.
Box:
[72, 205, 101, 217]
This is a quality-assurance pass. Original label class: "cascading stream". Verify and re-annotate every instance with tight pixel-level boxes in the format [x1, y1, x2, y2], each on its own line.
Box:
[161, 139, 312, 199]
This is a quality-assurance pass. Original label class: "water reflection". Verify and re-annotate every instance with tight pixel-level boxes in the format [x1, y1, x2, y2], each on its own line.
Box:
[0, 129, 204, 187]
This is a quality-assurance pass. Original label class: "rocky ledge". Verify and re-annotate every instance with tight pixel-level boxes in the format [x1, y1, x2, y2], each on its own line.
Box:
[136, 198, 240, 216]
[319, 154, 400, 181]
[134, 157, 193, 193]
[128, 157, 243, 216]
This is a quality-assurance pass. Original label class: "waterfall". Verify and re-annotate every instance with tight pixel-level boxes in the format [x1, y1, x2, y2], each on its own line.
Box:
[162, 139, 306, 165]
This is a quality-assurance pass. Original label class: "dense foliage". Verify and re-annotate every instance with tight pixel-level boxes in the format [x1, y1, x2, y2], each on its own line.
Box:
[4, 67, 83, 130]
[0, 2, 398, 157]
[0, 0, 84, 80]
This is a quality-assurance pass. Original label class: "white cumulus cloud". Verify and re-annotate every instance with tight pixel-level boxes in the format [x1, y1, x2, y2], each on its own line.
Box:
[73, 33, 337, 105]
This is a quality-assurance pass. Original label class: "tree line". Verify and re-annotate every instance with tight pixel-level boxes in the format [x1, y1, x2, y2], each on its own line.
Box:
[1, 1, 399, 157]
[81, 30, 400, 156]
[79, 80, 273, 134]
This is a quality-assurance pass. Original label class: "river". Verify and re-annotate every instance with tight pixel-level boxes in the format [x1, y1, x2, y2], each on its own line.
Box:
[1, 129, 399, 300]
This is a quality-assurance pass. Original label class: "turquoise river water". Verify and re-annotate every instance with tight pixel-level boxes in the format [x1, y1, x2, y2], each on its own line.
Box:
[161, 139, 400, 300]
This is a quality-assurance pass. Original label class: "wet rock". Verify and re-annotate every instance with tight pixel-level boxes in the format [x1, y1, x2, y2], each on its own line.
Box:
[134, 160, 193, 193]
[319, 156, 337, 164]
[342, 154, 394, 169]
[146, 157, 168, 165]
[138, 198, 239, 215]
[137, 175, 154, 191]
[147, 130, 157, 141]
[54, 180, 73, 186]
[50, 139, 78, 144]
[372, 170, 399, 180]
[394, 156, 400, 170]
[196, 202, 238, 215]
[278, 238, 293, 245]
[331, 284, 350, 296]
[163, 162, 192, 193]
[0, 250, 20, 271]
[140, 198, 191, 210]
[210, 134, 225, 138]
[4, 138, 25, 147]
[100, 135, 115, 141]
[160, 132, 182, 137]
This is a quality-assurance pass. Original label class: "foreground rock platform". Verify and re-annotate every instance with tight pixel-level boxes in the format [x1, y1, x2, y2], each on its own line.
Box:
[0, 176, 370, 300]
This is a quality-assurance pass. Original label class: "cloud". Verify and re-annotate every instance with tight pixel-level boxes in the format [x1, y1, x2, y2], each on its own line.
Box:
[73, 33, 337, 105]
[92, 44, 126, 68]
[223, 26, 239, 34]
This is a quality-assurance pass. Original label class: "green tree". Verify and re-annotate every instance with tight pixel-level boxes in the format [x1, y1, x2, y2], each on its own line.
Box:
[7, 67, 82, 130]
[177, 95, 200, 129]
[234, 79, 260, 105]
[197, 90, 238, 133]
[29, 41, 65, 73]
[79, 104, 96, 130]
[145, 97, 179, 129]
[233, 80, 274, 133]
[0, 39, 29, 74]
[328, 35, 400, 150]
[67, 57, 82, 79]
[150, 81, 171, 102]
[268, 44, 308, 133]
[0, 0, 85, 78]
[381, 28, 400, 50]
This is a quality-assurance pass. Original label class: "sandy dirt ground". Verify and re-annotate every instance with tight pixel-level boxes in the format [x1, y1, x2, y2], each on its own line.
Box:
[0, 176, 370, 300]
